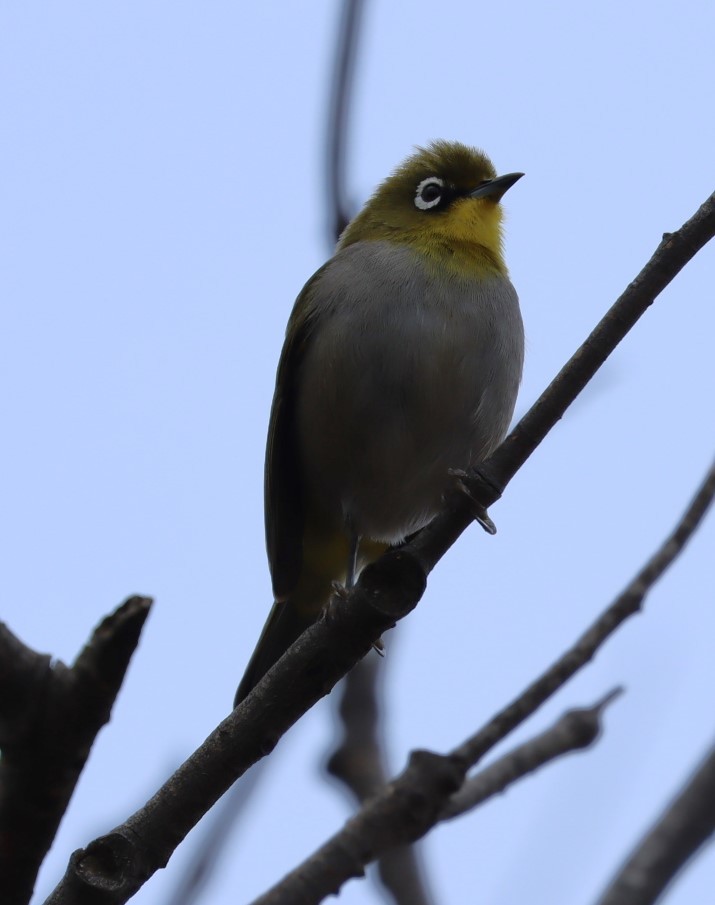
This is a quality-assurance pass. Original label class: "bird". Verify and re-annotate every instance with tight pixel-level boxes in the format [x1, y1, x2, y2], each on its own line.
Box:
[234, 140, 524, 706]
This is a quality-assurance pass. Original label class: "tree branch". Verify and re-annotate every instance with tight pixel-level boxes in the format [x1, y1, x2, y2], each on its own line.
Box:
[0, 596, 152, 905]
[450, 454, 715, 768]
[163, 5, 373, 903]
[44, 195, 715, 905]
[44, 553, 428, 905]
[248, 457, 715, 904]
[251, 692, 620, 905]
[441, 689, 622, 821]
[327, 655, 435, 905]
[325, 0, 366, 242]
[324, 4, 432, 901]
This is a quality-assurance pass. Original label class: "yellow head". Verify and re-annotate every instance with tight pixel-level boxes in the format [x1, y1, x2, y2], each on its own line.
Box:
[339, 140, 522, 277]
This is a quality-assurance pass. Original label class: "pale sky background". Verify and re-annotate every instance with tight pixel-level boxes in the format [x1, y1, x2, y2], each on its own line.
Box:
[1, 2, 714, 904]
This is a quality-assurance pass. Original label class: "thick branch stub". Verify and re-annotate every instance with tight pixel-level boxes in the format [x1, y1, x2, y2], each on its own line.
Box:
[352, 548, 427, 620]
[44, 834, 138, 904]
[0, 625, 54, 747]
[1, 596, 152, 905]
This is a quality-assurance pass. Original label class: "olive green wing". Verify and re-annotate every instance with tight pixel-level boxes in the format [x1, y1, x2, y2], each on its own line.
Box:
[264, 267, 327, 601]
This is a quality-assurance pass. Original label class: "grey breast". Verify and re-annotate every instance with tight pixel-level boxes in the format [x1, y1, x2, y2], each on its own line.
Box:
[295, 240, 524, 543]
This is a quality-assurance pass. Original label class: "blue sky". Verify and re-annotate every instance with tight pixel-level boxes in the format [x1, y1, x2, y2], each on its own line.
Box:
[1, 2, 714, 904]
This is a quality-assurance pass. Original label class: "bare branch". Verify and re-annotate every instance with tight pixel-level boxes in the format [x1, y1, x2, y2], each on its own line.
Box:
[594, 742, 715, 905]
[164, 6, 372, 903]
[44, 196, 715, 905]
[0, 596, 152, 905]
[328, 658, 387, 801]
[441, 689, 622, 821]
[247, 458, 715, 905]
[324, 4, 434, 900]
[0, 626, 53, 745]
[325, 0, 366, 242]
[250, 692, 619, 905]
[451, 454, 715, 768]
[328, 656, 435, 905]
[44, 552, 428, 905]
[164, 766, 267, 905]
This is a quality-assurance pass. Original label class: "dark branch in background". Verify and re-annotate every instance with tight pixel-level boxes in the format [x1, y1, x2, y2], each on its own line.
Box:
[249, 696, 618, 905]
[325, 2, 434, 903]
[248, 459, 715, 905]
[0, 596, 151, 905]
[594, 740, 715, 905]
[325, 0, 366, 241]
[163, 7, 373, 905]
[327, 651, 435, 905]
[44, 197, 715, 905]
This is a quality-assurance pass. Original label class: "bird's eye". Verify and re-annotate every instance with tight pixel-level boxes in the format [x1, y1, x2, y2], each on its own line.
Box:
[414, 176, 444, 211]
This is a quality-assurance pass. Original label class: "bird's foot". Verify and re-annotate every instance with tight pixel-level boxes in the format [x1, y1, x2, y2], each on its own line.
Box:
[448, 468, 498, 535]
[331, 581, 386, 656]
[331, 580, 351, 600]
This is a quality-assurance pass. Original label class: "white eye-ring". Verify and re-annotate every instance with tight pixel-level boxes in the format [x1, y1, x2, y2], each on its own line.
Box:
[414, 176, 444, 210]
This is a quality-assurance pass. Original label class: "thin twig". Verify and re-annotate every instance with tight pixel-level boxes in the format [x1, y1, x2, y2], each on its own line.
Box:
[249, 693, 620, 905]
[451, 455, 715, 767]
[325, 0, 366, 242]
[441, 689, 622, 820]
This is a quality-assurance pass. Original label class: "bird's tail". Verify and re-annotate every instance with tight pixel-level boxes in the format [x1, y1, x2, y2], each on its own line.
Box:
[233, 597, 317, 706]
[233, 536, 388, 707]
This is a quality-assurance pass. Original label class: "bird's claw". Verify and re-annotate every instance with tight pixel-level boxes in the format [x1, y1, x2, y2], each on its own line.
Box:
[331, 581, 385, 655]
[331, 580, 351, 600]
[448, 468, 498, 535]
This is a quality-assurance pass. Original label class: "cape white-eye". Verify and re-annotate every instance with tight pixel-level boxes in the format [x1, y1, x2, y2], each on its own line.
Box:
[235, 140, 524, 705]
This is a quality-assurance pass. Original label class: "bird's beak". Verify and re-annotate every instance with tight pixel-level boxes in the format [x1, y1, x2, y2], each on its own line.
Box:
[469, 172, 524, 202]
